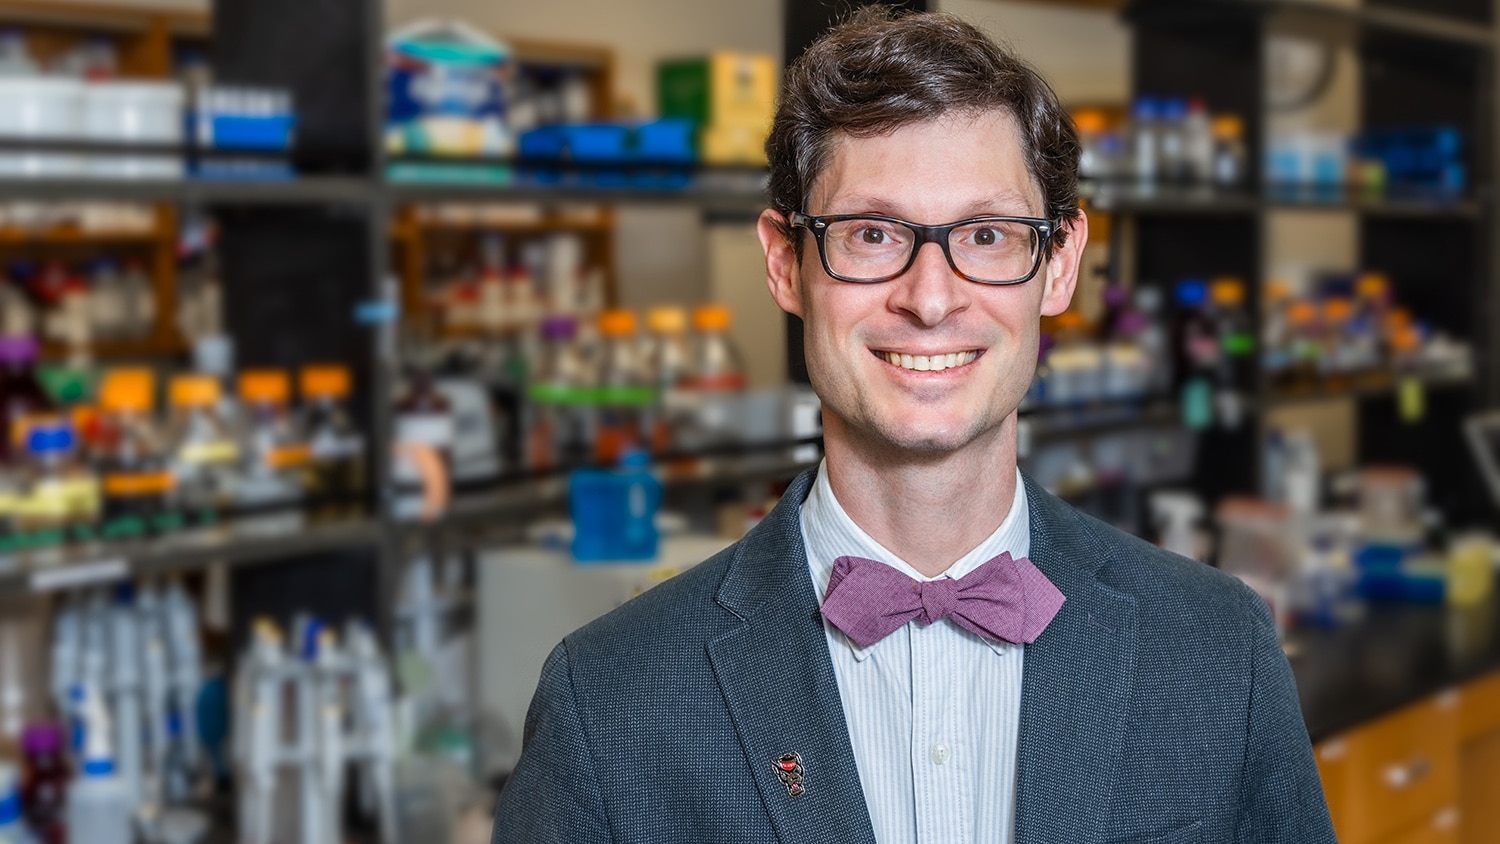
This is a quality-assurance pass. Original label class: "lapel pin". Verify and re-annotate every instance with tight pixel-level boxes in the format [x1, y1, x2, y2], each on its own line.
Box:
[774, 752, 806, 798]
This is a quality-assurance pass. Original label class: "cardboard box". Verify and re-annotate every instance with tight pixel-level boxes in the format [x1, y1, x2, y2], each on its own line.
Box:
[658, 52, 776, 130]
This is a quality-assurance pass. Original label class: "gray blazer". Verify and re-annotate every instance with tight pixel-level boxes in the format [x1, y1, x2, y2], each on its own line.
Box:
[493, 471, 1336, 843]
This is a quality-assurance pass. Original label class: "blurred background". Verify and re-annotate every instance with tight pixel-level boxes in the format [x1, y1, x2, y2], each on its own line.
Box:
[0, 0, 1493, 841]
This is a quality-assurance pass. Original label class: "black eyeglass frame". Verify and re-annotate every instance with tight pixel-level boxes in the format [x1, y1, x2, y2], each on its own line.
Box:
[790, 211, 1056, 286]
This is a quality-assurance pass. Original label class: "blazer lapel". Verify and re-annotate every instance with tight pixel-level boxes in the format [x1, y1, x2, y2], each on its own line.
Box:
[1015, 474, 1140, 844]
[707, 470, 878, 844]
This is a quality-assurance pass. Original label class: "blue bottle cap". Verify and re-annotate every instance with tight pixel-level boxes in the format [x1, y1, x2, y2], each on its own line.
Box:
[1174, 280, 1208, 308]
[1159, 97, 1187, 121]
[1131, 96, 1159, 120]
[26, 422, 74, 456]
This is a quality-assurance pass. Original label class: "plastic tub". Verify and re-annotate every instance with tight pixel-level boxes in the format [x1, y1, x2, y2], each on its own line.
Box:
[0, 77, 84, 138]
[83, 81, 184, 144]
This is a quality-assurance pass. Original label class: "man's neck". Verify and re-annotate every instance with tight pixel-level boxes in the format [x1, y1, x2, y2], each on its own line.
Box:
[822, 417, 1021, 578]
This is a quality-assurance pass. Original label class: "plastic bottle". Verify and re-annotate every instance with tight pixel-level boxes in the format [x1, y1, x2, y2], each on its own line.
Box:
[1132, 286, 1171, 397]
[1183, 97, 1214, 184]
[0, 337, 54, 464]
[64, 685, 130, 844]
[118, 260, 154, 342]
[0, 31, 37, 76]
[643, 306, 694, 455]
[1211, 115, 1248, 188]
[1319, 298, 1355, 390]
[593, 310, 653, 465]
[1073, 109, 1113, 181]
[95, 369, 173, 531]
[1044, 310, 1099, 406]
[1352, 273, 1391, 382]
[524, 315, 593, 471]
[165, 375, 240, 522]
[1172, 280, 1217, 429]
[392, 360, 454, 519]
[19, 725, 66, 844]
[235, 371, 307, 511]
[1128, 96, 1160, 185]
[13, 421, 96, 541]
[299, 365, 364, 516]
[1157, 97, 1188, 184]
[0, 762, 34, 844]
[1285, 300, 1322, 392]
[679, 305, 746, 454]
[1260, 280, 1293, 390]
[1210, 279, 1255, 393]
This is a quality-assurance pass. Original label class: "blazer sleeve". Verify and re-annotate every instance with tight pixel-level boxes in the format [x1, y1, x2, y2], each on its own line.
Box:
[492, 641, 612, 844]
[1234, 590, 1337, 843]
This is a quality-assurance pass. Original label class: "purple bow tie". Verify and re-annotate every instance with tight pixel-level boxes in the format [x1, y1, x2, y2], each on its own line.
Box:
[820, 552, 1065, 649]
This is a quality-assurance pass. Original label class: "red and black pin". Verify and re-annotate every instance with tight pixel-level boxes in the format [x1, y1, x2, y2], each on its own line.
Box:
[774, 752, 805, 798]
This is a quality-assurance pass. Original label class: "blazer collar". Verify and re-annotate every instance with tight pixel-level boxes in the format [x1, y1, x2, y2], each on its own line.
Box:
[1014, 472, 1141, 844]
[708, 469, 878, 844]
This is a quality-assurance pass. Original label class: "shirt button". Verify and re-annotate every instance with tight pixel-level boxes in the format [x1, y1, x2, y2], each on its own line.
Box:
[930, 743, 950, 765]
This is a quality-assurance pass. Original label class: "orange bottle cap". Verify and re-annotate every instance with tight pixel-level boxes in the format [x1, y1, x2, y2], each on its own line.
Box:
[170, 375, 220, 408]
[1287, 301, 1316, 324]
[1356, 273, 1389, 299]
[598, 309, 638, 338]
[1072, 109, 1108, 133]
[1322, 298, 1353, 322]
[239, 370, 290, 405]
[100, 368, 154, 413]
[1210, 279, 1245, 306]
[693, 304, 732, 332]
[300, 365, 351, 400]
[1265, 279, 1291, 302]
[646, 306, 688, 335]
[1211, 115, 1244, 139]
[1055, 311, 1087, 330]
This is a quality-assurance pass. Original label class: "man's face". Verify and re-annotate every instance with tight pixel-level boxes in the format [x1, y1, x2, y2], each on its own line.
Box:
[759, 109, 1086, 458]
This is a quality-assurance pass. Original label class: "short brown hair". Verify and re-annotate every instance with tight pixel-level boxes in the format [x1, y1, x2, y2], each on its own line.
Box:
[765, 6, 1080, 255]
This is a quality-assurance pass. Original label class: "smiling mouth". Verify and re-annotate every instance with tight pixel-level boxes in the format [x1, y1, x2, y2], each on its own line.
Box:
[873, 350, 982, 372]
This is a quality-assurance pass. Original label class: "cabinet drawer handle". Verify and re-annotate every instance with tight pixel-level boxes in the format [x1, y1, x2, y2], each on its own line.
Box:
[1382, 756, 1431, 790]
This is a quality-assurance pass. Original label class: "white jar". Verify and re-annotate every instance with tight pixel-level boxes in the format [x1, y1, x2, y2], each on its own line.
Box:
[0, 76, 84, 138]
[82, 80, 185, 144]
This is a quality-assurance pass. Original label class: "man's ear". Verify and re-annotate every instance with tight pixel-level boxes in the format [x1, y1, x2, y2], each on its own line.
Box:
[758, 209, 804, 318]
[1040, 211, 1089, 318]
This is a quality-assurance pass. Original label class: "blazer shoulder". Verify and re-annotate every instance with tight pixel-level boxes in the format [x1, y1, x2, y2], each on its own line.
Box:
[1070, 507, 1269, 632]
[560, 539, 743, 662]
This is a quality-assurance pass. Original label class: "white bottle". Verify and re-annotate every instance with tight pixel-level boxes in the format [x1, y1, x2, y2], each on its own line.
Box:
[66, 684, 132, 844]
[0, 762, 36, 844]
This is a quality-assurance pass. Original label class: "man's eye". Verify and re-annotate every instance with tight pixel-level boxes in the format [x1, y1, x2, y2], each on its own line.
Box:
[973, 227, 999, 245]
[859, 227, 888, 244]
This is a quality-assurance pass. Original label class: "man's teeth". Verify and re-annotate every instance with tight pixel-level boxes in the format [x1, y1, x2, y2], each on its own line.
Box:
[879, 350, 979, 372]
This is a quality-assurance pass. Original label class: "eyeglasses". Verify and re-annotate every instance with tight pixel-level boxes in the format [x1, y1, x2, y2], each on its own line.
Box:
[791, 212, 1054, 285]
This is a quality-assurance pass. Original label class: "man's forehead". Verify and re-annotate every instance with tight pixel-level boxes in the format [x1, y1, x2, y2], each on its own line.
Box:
[808, 109, 1044, 215]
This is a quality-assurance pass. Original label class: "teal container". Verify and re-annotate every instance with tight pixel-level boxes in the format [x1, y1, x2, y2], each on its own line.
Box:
[569, 451, 661, 562]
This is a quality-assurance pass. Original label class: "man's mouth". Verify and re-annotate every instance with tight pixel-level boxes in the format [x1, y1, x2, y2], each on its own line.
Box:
[873, 350, 981, 372]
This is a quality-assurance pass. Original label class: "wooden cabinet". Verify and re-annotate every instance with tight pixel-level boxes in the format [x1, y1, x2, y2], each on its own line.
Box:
[1318, 674, 1500, 844]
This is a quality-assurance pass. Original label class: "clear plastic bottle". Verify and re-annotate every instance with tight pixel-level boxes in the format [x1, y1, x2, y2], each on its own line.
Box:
[165, 375, 241, 523]
[13, 420, 96, 540]
[1211, 115, 1248, 188]
[0, 31, 37, 76]
[1073, 109, 1113, 182]
[1183, 97, 1214, 185]
[1132, 286, 1171, 397]
[593, 310, 653, 465]
[1210, 278, 1254, 430]
[1260, 280, 1294, 390]
[0, 337, 54, 465]
[1157, 97, 1188, 184]
[525, 315, 594, 471]
[1172, 280, 1217, 429]
[95, 369, 173, 532]
[643, 306, 693, 455]
[235, 370, 307, 512]
[1129, 96, 1161, 186]
[299, 365, 365, 516]
[117, 259, 154, 342]
[679, 305, 746, 454]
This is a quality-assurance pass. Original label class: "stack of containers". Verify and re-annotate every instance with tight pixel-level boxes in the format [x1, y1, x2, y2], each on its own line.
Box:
[657, 52, 777, 165]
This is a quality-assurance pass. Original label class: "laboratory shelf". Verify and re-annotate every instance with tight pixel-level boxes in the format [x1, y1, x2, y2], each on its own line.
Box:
[0, 515, 384, 596]
[384, 178, 768, 215]
[1022, 399, 1182, 443]
[0, 176, 375, 205]
[1263, 369, 1476, 407]
[1082, 182, 1484, 219]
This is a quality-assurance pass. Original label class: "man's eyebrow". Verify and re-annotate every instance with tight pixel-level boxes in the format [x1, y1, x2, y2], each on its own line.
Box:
[820, 190, 1041, 219]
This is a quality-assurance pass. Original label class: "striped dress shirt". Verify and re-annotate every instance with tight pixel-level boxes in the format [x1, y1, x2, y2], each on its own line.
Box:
[800, 461, 1030, 844]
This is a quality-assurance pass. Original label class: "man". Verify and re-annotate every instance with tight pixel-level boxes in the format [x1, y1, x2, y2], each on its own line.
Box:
[494, 8, 1335, 843]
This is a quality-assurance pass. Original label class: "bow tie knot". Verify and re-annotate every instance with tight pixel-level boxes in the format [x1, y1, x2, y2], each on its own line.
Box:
[821, 551, 1065, 649]
[916, 579, 959, 626]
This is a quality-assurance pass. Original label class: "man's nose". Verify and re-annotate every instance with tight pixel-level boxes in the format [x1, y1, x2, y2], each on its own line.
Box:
[886, 240, 971, 326]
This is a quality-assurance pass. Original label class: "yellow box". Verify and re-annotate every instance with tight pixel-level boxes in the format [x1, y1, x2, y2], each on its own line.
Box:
[659, 52, 777, 130]
[701, 123, 769, 166]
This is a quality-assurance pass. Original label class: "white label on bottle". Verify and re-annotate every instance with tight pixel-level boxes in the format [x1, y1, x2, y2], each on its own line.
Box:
[31, 558, 128, 592]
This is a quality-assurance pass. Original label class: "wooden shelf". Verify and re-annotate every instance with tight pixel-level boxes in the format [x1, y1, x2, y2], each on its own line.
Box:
[0, 226, 164, 245]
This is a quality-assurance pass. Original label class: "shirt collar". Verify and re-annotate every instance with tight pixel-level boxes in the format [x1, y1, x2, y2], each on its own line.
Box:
[800, 459, 1031, 661]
